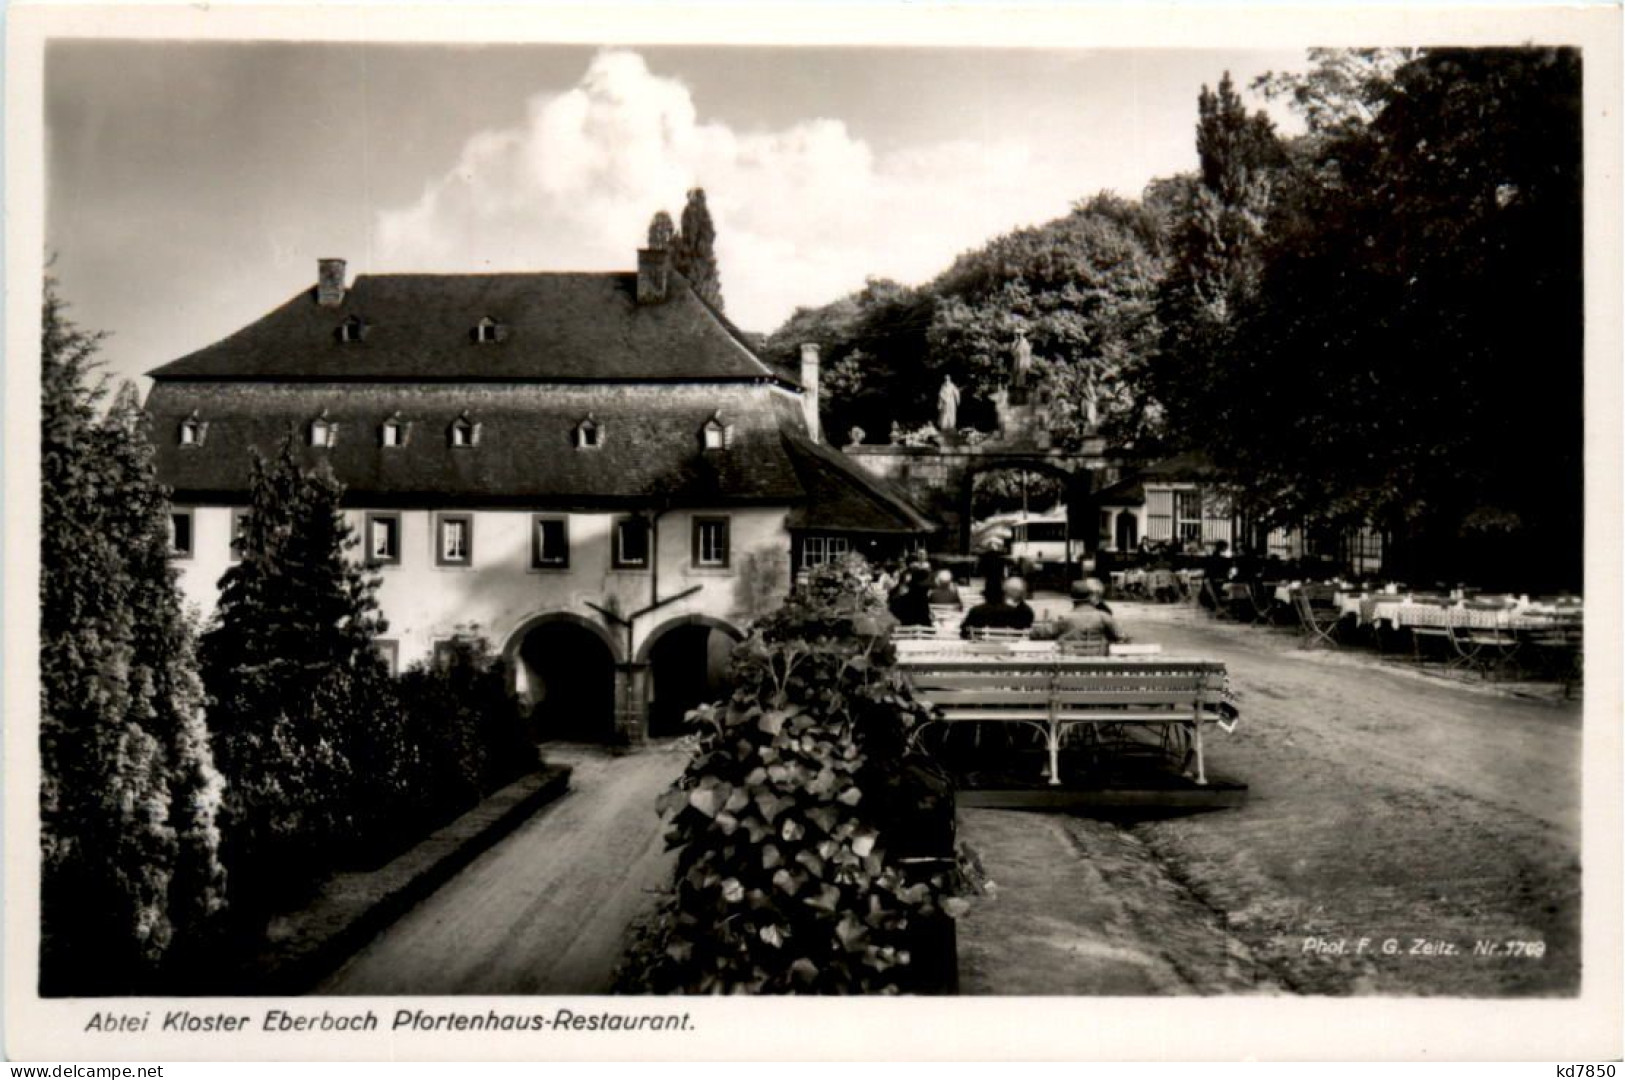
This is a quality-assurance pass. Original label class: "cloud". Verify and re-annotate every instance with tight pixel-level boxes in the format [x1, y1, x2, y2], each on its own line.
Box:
[374, 50, 1087, 333]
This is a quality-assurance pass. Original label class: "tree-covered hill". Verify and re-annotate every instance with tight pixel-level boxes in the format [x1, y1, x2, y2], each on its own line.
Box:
[762, 47, 1583, 590]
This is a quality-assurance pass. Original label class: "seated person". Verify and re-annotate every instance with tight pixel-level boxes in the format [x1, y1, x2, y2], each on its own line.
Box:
[888, 566, 935, 627]
[1032, 578, 1126, 645]
[961, 576, 1036, 637]
[926, 569, 963, 609]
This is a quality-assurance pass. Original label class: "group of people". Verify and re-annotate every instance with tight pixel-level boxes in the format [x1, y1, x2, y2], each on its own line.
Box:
[879, 548, 1127, 646]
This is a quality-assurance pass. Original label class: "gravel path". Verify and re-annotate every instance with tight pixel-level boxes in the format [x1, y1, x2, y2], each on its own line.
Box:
[317, 744, 685, 995]
[959, 600, 1581, 995]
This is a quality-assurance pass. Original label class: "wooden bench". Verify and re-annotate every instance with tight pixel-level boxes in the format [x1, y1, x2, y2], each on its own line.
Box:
[901, 656, 1235, 789]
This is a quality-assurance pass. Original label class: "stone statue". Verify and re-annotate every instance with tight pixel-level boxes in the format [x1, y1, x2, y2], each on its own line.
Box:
[847, 425, 866, 447]
[937, 375, 961, 433]
[1011, 330, 1033, 391]
[1080, 358, 1102, 427]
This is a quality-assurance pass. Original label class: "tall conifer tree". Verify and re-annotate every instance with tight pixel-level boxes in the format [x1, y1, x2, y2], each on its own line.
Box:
[674, 187, 725, 310]
[200, 440, 393, 906]
[39, 277, 226, 994]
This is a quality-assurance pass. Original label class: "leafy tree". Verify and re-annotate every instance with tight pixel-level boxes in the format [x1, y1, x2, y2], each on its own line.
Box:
[1252, 48, 1416, 140]
[1153, 48, 1583, 590]
[674, 187, 724, 310]
[763, 195, 1165, 449]
[1147, 73, 1284, 448]
[39, 277, 226, 994]
[970, 468, 1067, 520]
[764, 279, 936, 444]
[199, 439, 394, 905]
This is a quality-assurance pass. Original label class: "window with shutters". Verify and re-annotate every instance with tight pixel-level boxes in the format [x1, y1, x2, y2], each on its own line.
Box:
[1175, 489, 1204, 543]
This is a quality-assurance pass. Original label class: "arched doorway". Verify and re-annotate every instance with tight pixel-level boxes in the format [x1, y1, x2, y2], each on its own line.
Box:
[507, 614, 618, 742]
[639, 617, 743, 738]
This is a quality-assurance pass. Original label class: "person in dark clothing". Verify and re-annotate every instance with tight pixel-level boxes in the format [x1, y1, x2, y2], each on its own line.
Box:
[961, 577, 1036, 637]
[888, 566, 935, 627]
[1199, 541, 1232, 611]
[975, 540, 1008, 602]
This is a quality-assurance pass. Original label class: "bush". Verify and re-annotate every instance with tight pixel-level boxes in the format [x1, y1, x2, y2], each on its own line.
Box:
[622, 556, 962, 994]
[387, 634, 535, 849]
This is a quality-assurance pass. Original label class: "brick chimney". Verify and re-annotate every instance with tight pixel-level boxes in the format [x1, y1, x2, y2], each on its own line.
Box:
[316, 258, 347, 307]
[637, 246, 671, 304]
[799, 343, 821, 443]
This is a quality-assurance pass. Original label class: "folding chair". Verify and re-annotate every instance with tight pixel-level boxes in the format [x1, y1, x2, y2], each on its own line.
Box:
[1293, 586, 1342, 649]
[1448, 603, 1522, 680]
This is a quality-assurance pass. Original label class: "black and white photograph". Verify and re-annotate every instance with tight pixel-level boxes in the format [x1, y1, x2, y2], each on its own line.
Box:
[4, 2, 1621, 1063]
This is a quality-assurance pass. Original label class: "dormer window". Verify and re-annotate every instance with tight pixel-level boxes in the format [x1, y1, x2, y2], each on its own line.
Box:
[473, 317, 504, 344]
[380, 412, 408, 448]
[449, 413, 481, 448]
[701, 414, 729, 451]
[575, 415, 601, 449]
[338, 315, 367, 343]
[309, 411, 338, 448]
[177, 411, 207, 448]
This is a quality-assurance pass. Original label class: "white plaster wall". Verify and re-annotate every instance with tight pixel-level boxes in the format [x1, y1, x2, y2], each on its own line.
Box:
[171, 503, 793, 668]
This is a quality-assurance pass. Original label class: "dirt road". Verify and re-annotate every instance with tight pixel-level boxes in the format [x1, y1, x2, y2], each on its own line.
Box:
[318, 744, 684, 995]
[960, 600, 1582, 995]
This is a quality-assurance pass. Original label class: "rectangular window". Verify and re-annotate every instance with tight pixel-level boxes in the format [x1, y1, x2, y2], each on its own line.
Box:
[374, 639, 399, 676]
[168, 509, 194, 559]
[367, 512, 402, 565]
[436, 513, 473, 567]
[800, 535, 849, 569]
[1026, 522, 1067, 543]
[531, 516, 569, 569]
[1175, 489, 1204, 543]
[693, 516, 730, 569]
[613, 516, 650, 569]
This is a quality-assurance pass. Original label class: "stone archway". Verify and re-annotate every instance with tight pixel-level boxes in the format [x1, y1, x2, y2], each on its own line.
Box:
[503, 612, 622, 742]
[840, 442, 1110, 557]
[636, 615, 745, 738]
[958, 457, 1090, 556]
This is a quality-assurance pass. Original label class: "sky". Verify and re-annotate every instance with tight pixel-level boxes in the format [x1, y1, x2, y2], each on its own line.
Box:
[45, 41, 1309, 388]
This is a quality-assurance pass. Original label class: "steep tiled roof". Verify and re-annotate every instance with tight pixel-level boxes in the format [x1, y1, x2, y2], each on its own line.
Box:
[145, 267, 936, 534]
[783, 436, 937, 534]
[148, 271, 783, 383]
[147, 381, 807, 506]
[1094, 476, 1146, 506]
